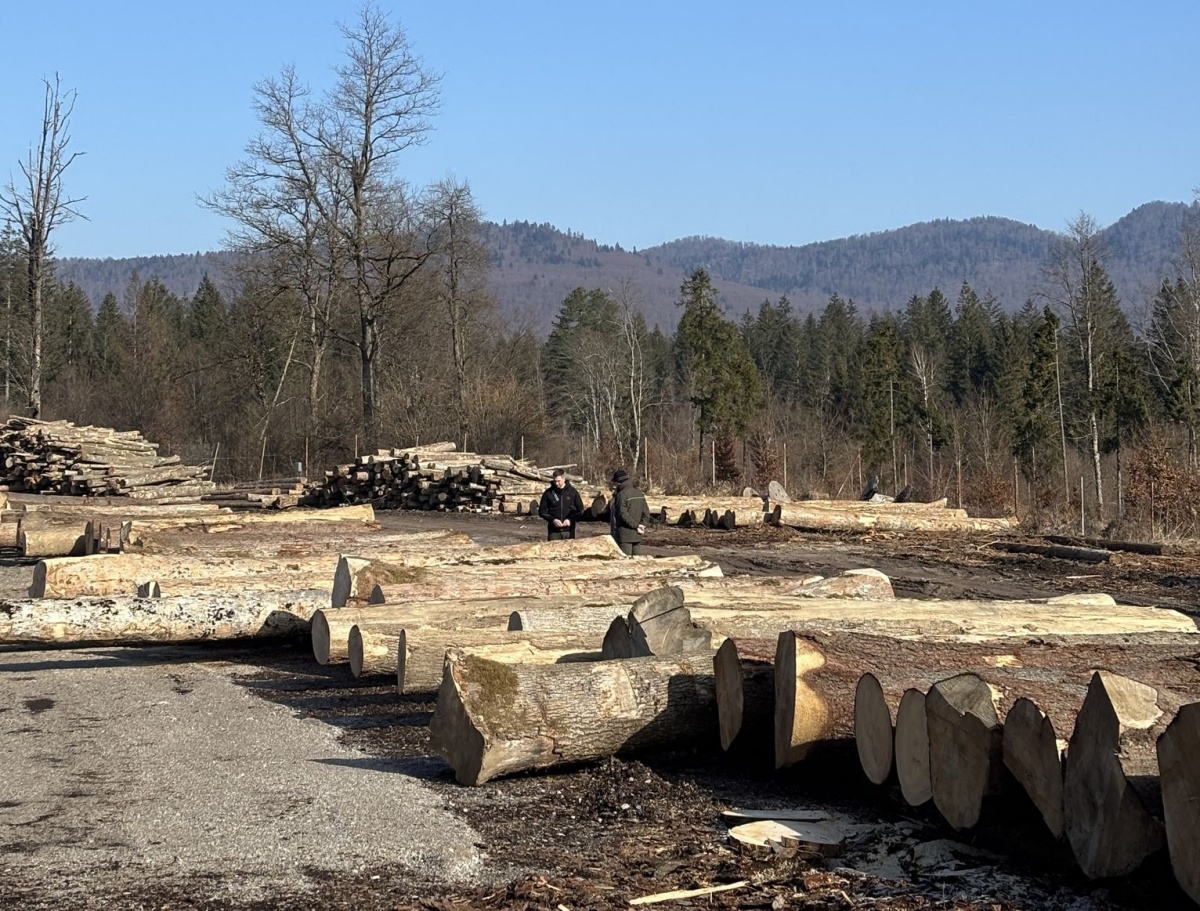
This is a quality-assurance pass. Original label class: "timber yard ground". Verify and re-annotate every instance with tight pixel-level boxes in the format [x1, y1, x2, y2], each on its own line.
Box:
[2, 512, 1199, 911]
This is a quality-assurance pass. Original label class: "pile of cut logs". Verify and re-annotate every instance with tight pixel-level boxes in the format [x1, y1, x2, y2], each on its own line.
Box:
[3, 514, 1196, 903]
[301, 443, 574, 513]
[0, 418, 214, 501]
[202, 477, 308, 510]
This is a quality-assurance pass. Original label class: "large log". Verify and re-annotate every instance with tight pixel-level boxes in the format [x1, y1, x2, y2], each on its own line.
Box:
[29, 553, 338, 598]
[1063, 671, 1174, 879]
[429, 650, 718, 785]
[771, 502, 1016, 533]
[0, 591, 328, 644]
[126, 525, 473, 558]
[335, 554, 719, 608]
[679, 593, 1195, 642]
[120, 503, 376, 543]
[1157, 702, 1200, 904]
[18, 521, 89, 558]
[396, 627, 602, 692]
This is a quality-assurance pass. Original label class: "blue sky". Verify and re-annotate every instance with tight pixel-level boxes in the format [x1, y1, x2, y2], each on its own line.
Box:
[3, 1, 1198, 259]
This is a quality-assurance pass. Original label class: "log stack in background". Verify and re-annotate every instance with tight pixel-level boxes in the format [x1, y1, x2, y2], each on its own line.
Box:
[299, 443, 576, 513]
[0, 417, 214, 501]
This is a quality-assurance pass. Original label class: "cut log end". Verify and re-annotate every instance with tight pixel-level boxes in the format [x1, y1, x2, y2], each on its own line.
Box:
[1003, 696, 1065, 838]
[714, 639, 745, 751]
[854, 673, 894, 785]
[926, 673, 1002, 830]
[895, 688, 931, 807]
[311, 611, 333, 665]
[1158, 701, 1200, 904]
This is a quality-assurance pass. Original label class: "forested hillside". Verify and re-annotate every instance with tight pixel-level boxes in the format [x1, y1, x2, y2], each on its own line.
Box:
[57, 202, 1195, 333]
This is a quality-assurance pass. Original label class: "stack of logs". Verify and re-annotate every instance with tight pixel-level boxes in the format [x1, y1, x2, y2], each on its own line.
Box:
[4, 516, 1195, 902]
[301, 443, 575, 513]
[0, 418, 214, 500]
[202, 477, 308, 510]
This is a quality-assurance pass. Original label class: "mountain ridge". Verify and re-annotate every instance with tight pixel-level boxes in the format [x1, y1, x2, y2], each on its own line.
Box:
[55, 201, 1197, 333]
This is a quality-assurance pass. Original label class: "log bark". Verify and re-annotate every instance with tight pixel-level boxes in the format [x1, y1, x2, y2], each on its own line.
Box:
[0, 591, 328, 644]
[1157, 702, 1200, 904]
[397, 627, 602, 693]
[988, 542, 1111, 564]
[1064, 671, 1172, 879]
[925, 673, 1004, 830]
[429, 650, 718, 784]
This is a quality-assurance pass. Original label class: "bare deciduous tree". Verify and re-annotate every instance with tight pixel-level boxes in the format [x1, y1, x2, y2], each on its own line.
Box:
[1, 74, 85, 417]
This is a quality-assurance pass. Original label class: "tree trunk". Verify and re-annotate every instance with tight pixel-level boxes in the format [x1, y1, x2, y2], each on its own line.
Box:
[1157, 702, 1200, 904]
[429, 650, 717, 785]
[0, 591, 328, 645]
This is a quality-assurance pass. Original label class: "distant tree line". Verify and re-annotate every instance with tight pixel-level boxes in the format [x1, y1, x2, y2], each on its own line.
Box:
[3, 6, 1200, 538]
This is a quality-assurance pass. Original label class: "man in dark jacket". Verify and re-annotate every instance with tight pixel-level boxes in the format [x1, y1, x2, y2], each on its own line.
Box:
[538, 469, 584, 540]
[608, 468, 651, 555]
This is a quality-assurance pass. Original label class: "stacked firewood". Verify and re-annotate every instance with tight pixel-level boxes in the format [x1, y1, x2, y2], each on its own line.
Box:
[301, 443, 575, 512]
[0, 418, 214, 501]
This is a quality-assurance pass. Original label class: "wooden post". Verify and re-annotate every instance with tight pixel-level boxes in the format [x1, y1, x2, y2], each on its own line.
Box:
[645, 436, 650, 488]
[258, 435, 268, 482]
[520, 435, 524, 461]
[782, 442, 788, 491]
[303, 437, 309, 479]
[1079, 476, 1085, 535]
[711, 439, 716, 486]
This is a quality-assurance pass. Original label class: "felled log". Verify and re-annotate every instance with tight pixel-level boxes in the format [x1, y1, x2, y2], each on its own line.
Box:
[1063, 672, 1174, 879]
[29, 553, 338, 598]
[396, 627, 601, 692]
[987, 541, 1111, 564]
[335, 554, 719, 608]
[1045, 535, 1164, 557]
[771, 502, 1016, 533]
[1157, 702, 1200, 904]
[0, 591, 328, 645]
[599, 587, 711, 659]
[310, 598, 522, 665]
[925, 673, 1004, 830]
[18, 521, 89, 558]
[120, 503, 376, 543]
[679, 592, 1194, 642]
[429, 650, 717, 784]
[128, 529, 472, 560]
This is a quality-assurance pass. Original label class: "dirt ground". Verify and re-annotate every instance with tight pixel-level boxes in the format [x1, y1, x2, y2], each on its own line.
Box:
[3, 511, 1199, 911]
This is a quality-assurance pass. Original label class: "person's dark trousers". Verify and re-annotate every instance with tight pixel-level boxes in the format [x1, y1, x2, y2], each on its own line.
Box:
[548, 527, 576, 541]
[615, 539, 642, 555]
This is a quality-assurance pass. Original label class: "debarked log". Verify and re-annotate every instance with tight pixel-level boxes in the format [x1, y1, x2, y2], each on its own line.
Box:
[429, 650, 719, 785]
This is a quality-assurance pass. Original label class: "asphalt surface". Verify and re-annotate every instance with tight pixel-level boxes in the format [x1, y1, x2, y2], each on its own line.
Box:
[0, 639, 483, 904]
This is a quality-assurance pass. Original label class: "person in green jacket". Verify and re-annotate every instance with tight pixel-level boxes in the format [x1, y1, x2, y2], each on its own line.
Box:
[608, 468, 651, 555]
